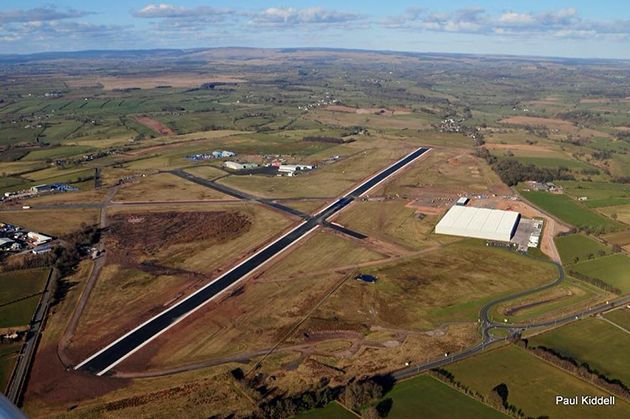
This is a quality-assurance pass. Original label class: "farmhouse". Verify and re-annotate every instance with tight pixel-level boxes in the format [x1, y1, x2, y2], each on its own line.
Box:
[435, 206, 521, 242]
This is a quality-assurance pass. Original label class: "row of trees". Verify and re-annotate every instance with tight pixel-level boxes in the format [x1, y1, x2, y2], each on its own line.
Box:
[516, 339, 629, 400]
[429, 369, 528, 418]
[475, 147, 574, 186]
[568, 270, 622, 294]
[231, 367, 394, 418]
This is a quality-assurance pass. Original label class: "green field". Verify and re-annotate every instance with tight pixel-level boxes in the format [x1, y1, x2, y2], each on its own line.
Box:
[604, 308, 630, 329]
[0, 269, 49, 328]
[530, 318, 630, 384]
[0, 342, 21, 391]
[22, 145, 95, 161]
[0, 269, 49, 305]
[555, 234, 611, 264]
[446, 345, 629, 418]
[373, 375, 506, 419]
[521, 190, 618, 231]
[295, 402, 356, 419]
[599, 204, 630, 225]
[513, 156, 592, 170]
[572, 254, 630, 293]
[560, 181, 630, 208]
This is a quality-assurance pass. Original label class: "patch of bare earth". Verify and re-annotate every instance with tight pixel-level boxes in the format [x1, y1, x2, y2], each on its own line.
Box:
[134, 116, 174, 136]
[107, 211, 251, 259]
[25, 345, 128, 409]
[65, 211, 252, 360]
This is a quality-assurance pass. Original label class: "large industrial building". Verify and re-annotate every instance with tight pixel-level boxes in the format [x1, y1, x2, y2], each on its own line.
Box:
[435, 206, 521, 242]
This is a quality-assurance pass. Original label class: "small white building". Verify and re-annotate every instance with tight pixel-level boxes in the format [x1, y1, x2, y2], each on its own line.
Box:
[435, 206, 521, 242]
[456, 197, 470, 206]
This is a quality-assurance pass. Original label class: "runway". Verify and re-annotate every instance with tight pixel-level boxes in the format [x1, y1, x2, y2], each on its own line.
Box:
[75, 146, 431, 375]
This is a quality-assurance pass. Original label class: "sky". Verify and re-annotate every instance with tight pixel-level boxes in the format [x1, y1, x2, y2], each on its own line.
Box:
[1, 1, 630, 59]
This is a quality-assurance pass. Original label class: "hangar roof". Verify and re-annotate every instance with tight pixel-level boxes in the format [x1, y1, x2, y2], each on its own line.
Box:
[435, 206, 520, 241]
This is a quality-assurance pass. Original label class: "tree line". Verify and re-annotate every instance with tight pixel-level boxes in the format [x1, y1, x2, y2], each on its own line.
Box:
[516, 339, 629, 400]
[475, 147, 574, 186]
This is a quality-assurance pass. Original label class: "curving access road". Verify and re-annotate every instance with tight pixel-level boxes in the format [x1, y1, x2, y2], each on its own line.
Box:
[393, 258, 630, 380]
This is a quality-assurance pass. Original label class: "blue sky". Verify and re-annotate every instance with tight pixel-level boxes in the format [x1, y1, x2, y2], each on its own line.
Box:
[1, 1, 629, 58]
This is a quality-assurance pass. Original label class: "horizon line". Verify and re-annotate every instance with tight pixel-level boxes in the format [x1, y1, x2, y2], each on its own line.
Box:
[1, 46, 629, 63]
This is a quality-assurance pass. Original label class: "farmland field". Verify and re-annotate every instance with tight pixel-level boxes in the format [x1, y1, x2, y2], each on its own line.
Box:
[296, 402, 356, 419]
[0, 342, 21, 391]
[371, 374, 506, 419]
[0, 269, 49, 328]
[0, 208, 99, 237]
[560, 181, 630, 208]
[22, 145, 95, 161]
[530, 318, 630, 384]
[603, 230, 630, 247]
[599, 204, 630, 225]
[520, 190, 618, 231]
[446, 345, 629, 418]
[571, 254, 630, 293]
[555, 234, 611, 264]
[513, 156, 593, 170]
[604, 308, 630, 329]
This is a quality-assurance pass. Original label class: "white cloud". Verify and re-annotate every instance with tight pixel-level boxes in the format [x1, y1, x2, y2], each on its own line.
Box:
[499, 12, 535, 25]
[133, 3, 234, 19]
[251, 7, 361, 26]
[0, 6, 92, 24]
[386, 7, 630, 40]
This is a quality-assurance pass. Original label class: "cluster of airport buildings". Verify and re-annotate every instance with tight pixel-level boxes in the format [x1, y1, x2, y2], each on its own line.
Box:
[2, 183, 78, 202]
[223, 161, 314, 176]
[0, 223, 53, 254]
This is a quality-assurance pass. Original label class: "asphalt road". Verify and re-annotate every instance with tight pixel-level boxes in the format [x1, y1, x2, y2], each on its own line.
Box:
[75, 146, 431, 375]
[170, 169, 309, 218]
